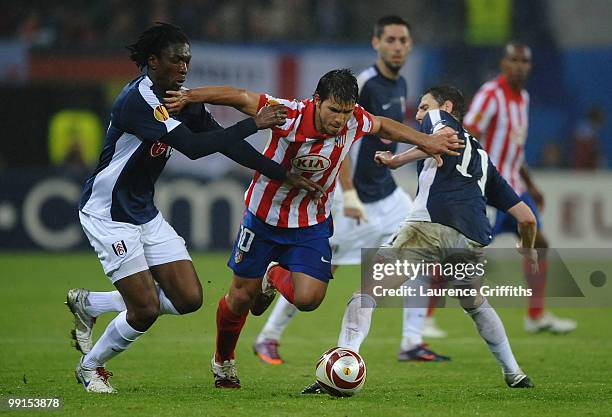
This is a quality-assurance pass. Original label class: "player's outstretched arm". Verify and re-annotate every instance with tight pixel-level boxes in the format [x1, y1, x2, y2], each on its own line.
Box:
[507, 201, 538, 270]
[337, 156, 367, 224]
[160, 104, 285, 160]
[375, 147, 441, 169]
[371, 116, 463, 157]
[165, 86, 261, 116]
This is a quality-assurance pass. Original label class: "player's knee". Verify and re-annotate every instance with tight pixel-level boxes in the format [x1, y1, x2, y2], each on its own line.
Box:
[294, 293, 324, 312]
[228, 286, 257, 312]
[461, 294, 485, 311]
[174, 292, 203, 315]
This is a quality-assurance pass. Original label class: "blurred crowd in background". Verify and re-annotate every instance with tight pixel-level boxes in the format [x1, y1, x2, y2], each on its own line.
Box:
[5, 0, 611, 47]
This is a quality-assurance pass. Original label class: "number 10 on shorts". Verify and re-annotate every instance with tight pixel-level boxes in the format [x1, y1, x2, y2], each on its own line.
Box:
[234, 226, 254, 264]
[238, 226, 255, 252]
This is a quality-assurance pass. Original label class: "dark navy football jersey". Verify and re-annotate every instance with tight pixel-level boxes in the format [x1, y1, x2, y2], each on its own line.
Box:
[353, 65, 407, 203]
[80, 75, 222, 224]
[407, 109, 520, 245]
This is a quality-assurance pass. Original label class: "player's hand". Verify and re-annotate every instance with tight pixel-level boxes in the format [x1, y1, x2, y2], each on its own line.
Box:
[374, 151, 399, 169]
[165, 89, 190, 114]
[343, 189, 367, 225]
[516, 245, 539, 274]
[528, 185, 545, 211]
[284, 172, 326, 198]
[254, 104, 287, 130]
[420, 130, 464, 157]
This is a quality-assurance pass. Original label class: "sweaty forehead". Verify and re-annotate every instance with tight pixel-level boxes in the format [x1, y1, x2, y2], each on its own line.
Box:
[324, 97, 356, 111]
[380, 24, 410, 38]
[419, 94, 438, 108]
[162, 43, 191, 58]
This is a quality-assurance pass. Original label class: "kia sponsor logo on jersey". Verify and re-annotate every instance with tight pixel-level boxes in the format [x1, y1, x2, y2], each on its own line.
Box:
[291, 155, 331, 173]
[150, 142, 173, 158]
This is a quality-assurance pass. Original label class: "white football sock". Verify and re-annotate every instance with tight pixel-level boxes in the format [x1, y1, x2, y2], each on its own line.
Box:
[85, 287, 179, 316]
[337, 293, 376, 353]
[256, 296, 298, 343]
[466, 298, 520, 374]
[400, 278, 429, 351]
[400, 307, 427, 351]
[82, 311, 144, 369]
[85, 291, 126, 317]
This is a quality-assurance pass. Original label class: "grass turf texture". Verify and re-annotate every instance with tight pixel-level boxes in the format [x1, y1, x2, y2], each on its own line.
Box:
[0, 252, 611, 417]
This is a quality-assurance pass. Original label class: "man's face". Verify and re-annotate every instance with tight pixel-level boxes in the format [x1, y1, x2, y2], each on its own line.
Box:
[501, 45, 532, 86]
[315, 96, 355, 136]
[149, 42, 191, 90]
[372, 24, 412, 72]
[415, 93, 440, 124]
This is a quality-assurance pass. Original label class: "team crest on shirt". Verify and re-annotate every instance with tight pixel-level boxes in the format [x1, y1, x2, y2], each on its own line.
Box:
[291, 155, 331, 173]
[334, 133, 348, 147]
[112, 240, 128, 258]
[153, 105, 170, 122]
[150, 142, 173, 158]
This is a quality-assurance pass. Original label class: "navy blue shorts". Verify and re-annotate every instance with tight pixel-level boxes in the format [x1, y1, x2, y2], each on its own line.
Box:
[227, 210, 334, 282]
[492, 191, 542, 237]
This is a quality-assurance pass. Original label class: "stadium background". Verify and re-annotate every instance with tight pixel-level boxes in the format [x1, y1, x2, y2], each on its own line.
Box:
[0, 0, 611, 251]
[0, 1, 611, 416]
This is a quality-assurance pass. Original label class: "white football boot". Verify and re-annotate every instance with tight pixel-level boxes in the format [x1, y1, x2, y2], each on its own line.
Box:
[503, 369, 534, 388]
[524, 312, 577, 334]
[75, 357, 116, 393]
[66, 288, 96, 354]
[211, 357, 240, 388]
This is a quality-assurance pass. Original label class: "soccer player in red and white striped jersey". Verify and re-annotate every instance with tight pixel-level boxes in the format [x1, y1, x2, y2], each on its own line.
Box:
[166, 69, 463, 388]
[464, 42, 576, 334]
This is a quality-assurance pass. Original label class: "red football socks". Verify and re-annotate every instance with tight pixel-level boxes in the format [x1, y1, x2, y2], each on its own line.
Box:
[525, 258, 548, 319]
[215, 296, 248, 363]
[267, 264, 295, 304]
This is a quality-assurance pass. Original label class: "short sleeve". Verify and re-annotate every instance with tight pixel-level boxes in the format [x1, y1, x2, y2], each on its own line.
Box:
[353, 104, 374, 136]
[485, 159, 521, 211]
[257, 93, 303, 139]
[420, 109, 461, 134]
[120, 86, 181, 143]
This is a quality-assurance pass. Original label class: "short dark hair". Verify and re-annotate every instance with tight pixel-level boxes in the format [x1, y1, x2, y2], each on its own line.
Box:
[314, 69, 359, 104]
[423, 85, 466, 121]
[127, 22, 189, 69]
[502, 41, 531, 59]
[373, 15, 411, 38]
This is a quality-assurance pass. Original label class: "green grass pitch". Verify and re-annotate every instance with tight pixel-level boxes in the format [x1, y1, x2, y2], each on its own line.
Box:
[1, 252, 611, 416]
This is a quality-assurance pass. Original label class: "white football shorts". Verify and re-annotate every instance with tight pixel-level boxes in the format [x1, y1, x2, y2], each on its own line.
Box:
[330, 187, 413, 265]
[79, 211, 191, 283]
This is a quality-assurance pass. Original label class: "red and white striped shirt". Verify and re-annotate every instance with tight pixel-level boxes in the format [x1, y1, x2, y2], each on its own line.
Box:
[245, 94, 374, 228]
[464, 75, 529, 193]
